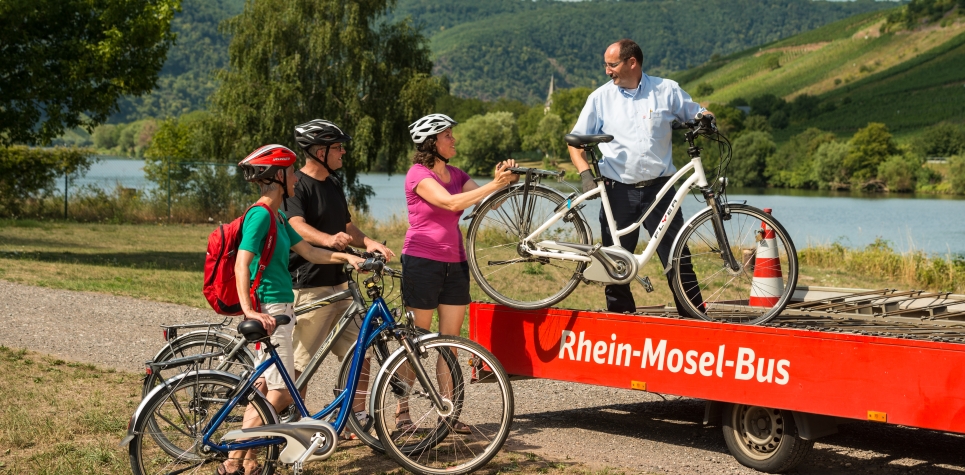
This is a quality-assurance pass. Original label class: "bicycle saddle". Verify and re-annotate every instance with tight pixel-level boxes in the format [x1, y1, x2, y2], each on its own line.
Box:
[564, 134, 614, 147]
[238, 315, 292, 342]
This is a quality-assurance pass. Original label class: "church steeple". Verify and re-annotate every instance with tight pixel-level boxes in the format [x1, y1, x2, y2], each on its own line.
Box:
[544, 75, 555, 113]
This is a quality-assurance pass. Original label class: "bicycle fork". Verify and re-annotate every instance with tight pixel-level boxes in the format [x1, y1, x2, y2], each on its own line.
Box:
[705, 190, 741, 272]
[399, 337, 454, 417]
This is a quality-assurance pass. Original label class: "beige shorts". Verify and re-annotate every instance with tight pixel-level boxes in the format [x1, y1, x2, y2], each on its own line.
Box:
[257, 302, 296, 392]
[292, 283, 358, 373]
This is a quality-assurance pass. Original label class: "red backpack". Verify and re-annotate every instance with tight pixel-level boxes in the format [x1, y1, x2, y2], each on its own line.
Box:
[203, 203, 278, 315]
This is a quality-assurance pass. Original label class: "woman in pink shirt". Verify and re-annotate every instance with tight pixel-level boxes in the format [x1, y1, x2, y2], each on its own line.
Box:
[398, 113, 516, 431]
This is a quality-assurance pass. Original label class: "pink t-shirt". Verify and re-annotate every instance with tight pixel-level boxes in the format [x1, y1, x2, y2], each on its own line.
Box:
[402, 164, 472, 263]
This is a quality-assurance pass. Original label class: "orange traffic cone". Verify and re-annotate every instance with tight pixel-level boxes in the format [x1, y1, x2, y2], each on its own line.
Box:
[749, 208, 784, 307]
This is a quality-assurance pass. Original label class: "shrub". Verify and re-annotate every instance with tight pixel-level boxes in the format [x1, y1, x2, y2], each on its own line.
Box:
[909, 122, 965, 159]
[743, 115, 772, 133]
[695, 82, 715, 97]
[877, 155, 920, 192]
[768, 110, 789, 130]
[0, 146, 96, 216]
[949, 154, 965, 193]
[810, 141, 850, 189]
[766, 128, 836, 188]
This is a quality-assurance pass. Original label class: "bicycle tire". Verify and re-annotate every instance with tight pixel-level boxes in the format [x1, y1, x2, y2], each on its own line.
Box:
[142, 330, 255, 397]
[670, 204, 799, 325]
[466, 185, 591, 310]
[129, 372, 278, 475]
[372, 335, 514, 475]
[335, 326, 430, 453]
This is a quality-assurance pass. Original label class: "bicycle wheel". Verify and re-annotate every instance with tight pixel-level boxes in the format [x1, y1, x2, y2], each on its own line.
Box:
[143, 331, 254, 397]
[372, 335, 514, 475]
[335, 326, 430, 453]
[129, 372, 278, 475]
[466, 185, 591, 310]
[671, 204, 798, 325]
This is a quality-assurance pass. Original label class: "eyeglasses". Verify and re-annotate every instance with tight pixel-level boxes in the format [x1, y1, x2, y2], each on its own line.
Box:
[604, 58, 626, 69]
[330, 144, 344, 151]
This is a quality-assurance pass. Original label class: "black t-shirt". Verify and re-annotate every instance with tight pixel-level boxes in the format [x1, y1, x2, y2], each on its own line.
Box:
[286, 170, 352, 288]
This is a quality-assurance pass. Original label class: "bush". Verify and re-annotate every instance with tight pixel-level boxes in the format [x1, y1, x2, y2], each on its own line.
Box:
[695, 82, 715, 97]
[743, 115, 771, 133]
[768, 110, 789, 130]
[766, 128, 836, 188]
[877, 155, 920, 192]
[0, 146, 96, 216]
[949, 155, 965, 193]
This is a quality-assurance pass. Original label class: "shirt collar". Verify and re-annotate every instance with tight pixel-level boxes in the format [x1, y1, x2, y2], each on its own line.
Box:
[617, 74, 648, 99]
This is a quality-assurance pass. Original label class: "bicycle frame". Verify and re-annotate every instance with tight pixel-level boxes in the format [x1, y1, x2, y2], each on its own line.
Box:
[196, 296, 399, 454]
[522, 155, 709, 270]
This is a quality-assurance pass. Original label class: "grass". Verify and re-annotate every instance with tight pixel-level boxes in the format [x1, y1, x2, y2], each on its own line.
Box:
[0, 346, 621, 475]
[2, 218, 960, 324]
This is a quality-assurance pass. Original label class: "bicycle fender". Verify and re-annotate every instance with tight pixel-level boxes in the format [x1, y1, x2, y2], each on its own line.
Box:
[119, 369, 255, 448]
[151, 330, 255, 364]
[663, 202, 747, 275]
[367, 332, 441, 416]
[463, 183, 564, 221]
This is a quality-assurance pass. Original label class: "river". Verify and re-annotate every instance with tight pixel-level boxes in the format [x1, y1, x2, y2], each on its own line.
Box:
[72, 158, 965, 255]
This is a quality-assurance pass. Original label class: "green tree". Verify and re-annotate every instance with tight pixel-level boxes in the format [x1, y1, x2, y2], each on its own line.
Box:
[728, 131, 774, 187]
[517, 105, 545, 150]
[845, 123, 900, 182]
[707, 103, 745, 138]
[522, 113, 567, 166]
[810, 141, 850, 189]
[454, 112, 519, 174]
[766, 128, 836, 188]
[695, 82, 715, 97]
[743, 115, 772, 133]
[0, 0, 180, 145]
[910, 122, 965, 159]
[202, 0, 436, 211]
[549, 88, 593, 130]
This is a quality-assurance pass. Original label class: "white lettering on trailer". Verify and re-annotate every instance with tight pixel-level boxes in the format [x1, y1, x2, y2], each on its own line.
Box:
[559, 331, 791, 385]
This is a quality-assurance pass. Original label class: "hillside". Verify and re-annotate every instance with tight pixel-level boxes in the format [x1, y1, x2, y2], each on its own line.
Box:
[426, 0, 894, 102]
[110, 0, 244, 122]
[673, 8, 965, 139]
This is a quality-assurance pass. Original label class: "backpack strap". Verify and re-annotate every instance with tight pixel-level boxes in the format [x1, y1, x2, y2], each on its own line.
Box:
[247, 203, 278, 313]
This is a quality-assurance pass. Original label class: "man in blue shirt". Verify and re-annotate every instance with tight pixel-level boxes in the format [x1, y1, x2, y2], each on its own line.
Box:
[569, 39, 711, 314]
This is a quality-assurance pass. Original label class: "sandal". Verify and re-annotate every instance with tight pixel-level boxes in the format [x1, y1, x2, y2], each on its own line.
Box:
[439, 418, 472, 435]
[245, 464, 262, 475]
[214, 462, 243, 475]
[395, 409, 413, 431]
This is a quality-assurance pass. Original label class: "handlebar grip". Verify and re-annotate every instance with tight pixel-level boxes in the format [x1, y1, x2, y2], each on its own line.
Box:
[359, 257, 385, 273]
[272, 315, 291, 326]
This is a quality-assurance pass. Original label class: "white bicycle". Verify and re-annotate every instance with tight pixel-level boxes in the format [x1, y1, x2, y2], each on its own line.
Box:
[465, 114, 799, 325]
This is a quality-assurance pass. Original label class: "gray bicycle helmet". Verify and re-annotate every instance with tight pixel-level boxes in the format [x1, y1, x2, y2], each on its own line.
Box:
[408, 114, 458, 144]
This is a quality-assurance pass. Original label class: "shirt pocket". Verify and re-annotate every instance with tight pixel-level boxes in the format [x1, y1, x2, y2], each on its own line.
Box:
[648, 110, 673, 141]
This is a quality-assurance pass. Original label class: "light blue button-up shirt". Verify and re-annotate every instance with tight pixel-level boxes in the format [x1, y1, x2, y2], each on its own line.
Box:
[571, 74, 705, 183]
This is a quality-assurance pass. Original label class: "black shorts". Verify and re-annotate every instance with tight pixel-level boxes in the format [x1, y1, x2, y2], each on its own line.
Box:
[401, 254, 471, 309]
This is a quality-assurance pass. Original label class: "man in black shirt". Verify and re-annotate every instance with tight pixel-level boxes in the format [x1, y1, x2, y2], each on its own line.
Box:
[287, 119, 394, 427]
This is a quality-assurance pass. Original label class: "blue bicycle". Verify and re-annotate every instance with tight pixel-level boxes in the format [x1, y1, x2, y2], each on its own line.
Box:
[121, 253, 515, 475]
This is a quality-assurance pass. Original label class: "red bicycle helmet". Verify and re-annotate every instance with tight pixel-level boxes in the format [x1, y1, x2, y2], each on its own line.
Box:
[238, 144, 298, 182]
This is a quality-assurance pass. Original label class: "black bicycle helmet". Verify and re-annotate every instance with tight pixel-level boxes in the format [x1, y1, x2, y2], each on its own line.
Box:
[294, 119, 351, 174]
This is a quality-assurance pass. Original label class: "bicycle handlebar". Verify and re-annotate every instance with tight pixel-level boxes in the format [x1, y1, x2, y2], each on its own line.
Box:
[506, 167, 565, 179]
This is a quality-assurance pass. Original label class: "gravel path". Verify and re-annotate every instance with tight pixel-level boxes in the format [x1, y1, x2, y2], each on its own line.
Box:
[3, 280, 965, 475]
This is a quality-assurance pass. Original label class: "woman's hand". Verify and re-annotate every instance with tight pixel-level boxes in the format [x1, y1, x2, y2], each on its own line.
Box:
[341, 253, 365, 271]
[245, 310, 276, 334]
[493, 159, 518, 186]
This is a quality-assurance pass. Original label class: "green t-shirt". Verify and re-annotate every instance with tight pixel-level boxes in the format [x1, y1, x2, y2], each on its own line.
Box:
[238, 206, 303, 304]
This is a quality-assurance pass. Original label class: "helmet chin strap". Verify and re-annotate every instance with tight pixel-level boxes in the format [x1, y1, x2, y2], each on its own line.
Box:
[310, 145, 338, 176]
[431, 151, 450, 164]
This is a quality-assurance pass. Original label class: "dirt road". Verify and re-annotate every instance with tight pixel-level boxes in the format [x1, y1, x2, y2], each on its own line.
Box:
[2, 280, 963, 474]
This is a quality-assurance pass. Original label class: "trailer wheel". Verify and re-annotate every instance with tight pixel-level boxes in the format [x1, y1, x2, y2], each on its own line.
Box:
[722, 403, 812, 473]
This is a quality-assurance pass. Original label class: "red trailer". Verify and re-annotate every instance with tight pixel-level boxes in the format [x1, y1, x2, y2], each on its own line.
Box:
[468, 286, 965, 473]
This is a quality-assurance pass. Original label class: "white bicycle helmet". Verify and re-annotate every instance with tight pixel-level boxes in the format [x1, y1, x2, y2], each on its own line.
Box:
[408, 113, 458, 144]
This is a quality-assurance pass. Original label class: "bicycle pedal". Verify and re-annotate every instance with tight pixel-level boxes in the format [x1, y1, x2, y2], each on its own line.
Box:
[636, 275, 654, 293]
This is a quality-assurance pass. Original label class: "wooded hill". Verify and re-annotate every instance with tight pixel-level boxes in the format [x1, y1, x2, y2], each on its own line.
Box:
[672, 5, 965, 139]
[421, 0, 894, 102]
